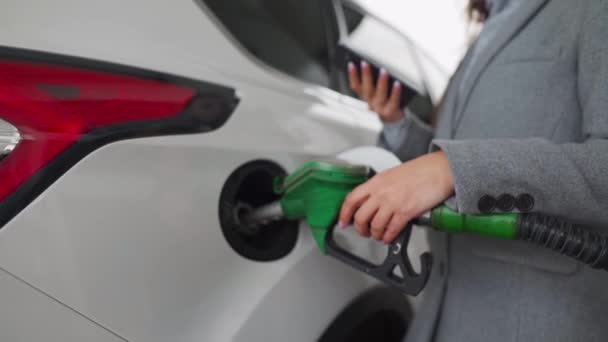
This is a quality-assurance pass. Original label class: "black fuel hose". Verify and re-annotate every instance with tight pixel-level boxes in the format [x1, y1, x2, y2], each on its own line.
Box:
[517, 214, 608, 271]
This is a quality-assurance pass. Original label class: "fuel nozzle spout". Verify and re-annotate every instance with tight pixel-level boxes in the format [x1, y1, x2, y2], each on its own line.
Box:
[240, 201, 284, 228]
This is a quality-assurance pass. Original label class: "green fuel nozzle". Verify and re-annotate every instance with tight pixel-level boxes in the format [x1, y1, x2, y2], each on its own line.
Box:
[269, 160, 431, 295]
[273, 160, 370, 253]
[245, 159, 608, 295]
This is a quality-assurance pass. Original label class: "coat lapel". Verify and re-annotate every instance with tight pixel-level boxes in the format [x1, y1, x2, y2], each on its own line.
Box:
[451, 0, 549, 136]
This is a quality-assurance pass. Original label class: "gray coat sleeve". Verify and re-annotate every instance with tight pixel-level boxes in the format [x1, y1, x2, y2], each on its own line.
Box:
[432, 0, 608, 223]
[377, 110, 434, 162]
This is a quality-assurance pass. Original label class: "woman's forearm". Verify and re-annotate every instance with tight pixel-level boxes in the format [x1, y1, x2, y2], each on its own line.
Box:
[378, 110, 435, 162]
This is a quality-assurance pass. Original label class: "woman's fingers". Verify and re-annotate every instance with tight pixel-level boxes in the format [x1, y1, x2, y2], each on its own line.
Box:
[370, 205, 393, 240]
[353, 197, 379, 237]
[347, 61, 405, 122]
[347, 62, 361, 96]
[370, 68, 390, 111]
[384, 213, 410, 244]
[381, 81, 402, 115]
[360, 61, 374, 101]
[339, 183, 370, 229]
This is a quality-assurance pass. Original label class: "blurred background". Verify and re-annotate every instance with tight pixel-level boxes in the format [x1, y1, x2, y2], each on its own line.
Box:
[351, 0, 470, 72]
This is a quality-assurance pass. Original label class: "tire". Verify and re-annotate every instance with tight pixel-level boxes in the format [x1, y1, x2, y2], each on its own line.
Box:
[319, 286, 413, 342]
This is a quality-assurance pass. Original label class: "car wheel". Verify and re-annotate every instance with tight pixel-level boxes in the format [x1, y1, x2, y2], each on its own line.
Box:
[319, 286, 413, 342]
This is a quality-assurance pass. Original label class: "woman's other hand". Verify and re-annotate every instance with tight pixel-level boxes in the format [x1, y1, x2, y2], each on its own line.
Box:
[348, 61, 405, 123]
[338, 151, 455, 244]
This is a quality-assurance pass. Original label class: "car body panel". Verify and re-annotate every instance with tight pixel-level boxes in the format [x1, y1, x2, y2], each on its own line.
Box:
[0, 267, 124, 342]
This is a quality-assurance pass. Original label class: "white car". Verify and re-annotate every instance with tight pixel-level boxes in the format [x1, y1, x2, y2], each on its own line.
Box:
[0, 0, 448, 341]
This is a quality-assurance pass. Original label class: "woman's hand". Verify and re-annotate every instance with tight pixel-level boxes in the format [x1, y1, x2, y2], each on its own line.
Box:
[338, 151, 455, 244]
[348, 61, 405, 123]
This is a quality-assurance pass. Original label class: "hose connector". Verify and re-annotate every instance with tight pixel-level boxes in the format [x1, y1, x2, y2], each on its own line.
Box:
[431, 205, 518, 240]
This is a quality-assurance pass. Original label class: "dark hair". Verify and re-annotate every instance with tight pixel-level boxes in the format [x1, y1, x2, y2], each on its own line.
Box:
[468, 0, 489, 22]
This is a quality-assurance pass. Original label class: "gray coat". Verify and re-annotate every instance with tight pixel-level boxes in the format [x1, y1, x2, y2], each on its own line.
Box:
[379, 0, 608, 341]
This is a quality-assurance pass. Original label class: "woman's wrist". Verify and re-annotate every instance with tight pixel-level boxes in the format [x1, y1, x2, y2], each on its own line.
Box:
[430, 150, 455, 198]
[381, 116, 409, 152]
[382, 115, 407, 129]
[380, 108, 406, 123]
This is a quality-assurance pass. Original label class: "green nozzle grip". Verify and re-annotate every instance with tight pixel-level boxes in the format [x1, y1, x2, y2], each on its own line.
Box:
[277, 161, 370, 253]
[431, 205, 518, 240]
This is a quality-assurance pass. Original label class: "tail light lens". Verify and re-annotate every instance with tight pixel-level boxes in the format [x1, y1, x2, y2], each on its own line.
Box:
[0, 48, 238, 226]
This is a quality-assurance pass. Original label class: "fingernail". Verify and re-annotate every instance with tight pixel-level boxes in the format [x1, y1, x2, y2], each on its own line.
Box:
[348, 62, 355, 71]
[393, 81, 401, 88]
[380, 68, 387, 76]
[338, 221, 347, 229]
[361, 61, 368, 69]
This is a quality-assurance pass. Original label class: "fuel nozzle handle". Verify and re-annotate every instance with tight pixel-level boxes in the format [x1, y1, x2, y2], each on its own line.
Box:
[430, 206, 608, 272]
[325, 223, 432, 296]
[272, 160, 432, 295]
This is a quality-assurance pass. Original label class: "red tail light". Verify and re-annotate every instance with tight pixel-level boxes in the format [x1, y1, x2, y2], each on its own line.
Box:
[0, 47, 238, 226]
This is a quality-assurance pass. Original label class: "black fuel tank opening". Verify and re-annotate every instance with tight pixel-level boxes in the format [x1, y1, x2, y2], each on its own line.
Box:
[218, 160, 298, 261]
